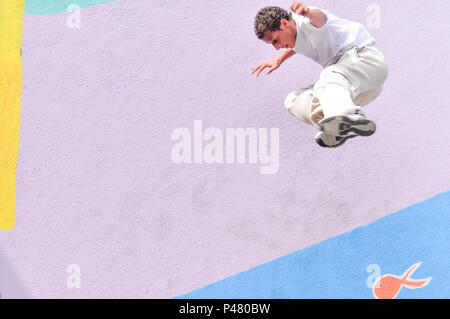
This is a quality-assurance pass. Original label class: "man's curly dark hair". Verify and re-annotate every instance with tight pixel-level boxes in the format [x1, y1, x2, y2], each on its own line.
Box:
[254, 6, 292, 39]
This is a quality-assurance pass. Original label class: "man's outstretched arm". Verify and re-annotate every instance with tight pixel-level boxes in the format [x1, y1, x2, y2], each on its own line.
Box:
[251, 48, 296, 77]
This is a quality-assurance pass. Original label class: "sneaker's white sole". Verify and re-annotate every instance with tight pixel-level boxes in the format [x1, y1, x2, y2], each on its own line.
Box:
[315, 134, 357, 148]
[319, 115, 376, 137]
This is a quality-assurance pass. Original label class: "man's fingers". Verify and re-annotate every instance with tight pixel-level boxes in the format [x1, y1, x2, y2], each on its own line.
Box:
[250, 64, 260, 72]
[298, 4, 305, 14]
[251, 64, 263, 75]
[256, 64, 269, 76]
[290, 1, 305, 13]
[301, 5, 310, 15]
[252, 65, 264, 75]
[290, 2, 300, 12]
[256, 67, 265, 76]
[267, 65, 278, 74]
[251, 63, 270, 76]
[290, 1, 301, 9]
[291, 3, 309, 16]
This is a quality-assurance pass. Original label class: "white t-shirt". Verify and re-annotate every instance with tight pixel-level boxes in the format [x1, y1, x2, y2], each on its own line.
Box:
[292, 7, 376, 67]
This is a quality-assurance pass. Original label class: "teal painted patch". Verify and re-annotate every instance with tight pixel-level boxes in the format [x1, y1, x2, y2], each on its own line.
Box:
[25, 0, 119, 15]
[178, 191, 450, 299]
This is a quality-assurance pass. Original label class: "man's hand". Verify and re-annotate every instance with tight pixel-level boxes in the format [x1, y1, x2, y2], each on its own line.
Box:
[289, 1, 327, 28]
[290, 1, 310, 16]
[251, 49, 296, 77]
[251, 57, 282, 77]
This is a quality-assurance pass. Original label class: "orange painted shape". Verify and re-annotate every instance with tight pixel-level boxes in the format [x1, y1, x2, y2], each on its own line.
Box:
[373, 262, 432, 299]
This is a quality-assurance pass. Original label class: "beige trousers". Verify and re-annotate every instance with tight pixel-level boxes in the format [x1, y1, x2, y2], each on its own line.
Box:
[285, 45, 389, 129]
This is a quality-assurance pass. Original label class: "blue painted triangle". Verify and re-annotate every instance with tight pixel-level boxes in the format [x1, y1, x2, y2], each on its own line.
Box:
[177, 191, 450, 299]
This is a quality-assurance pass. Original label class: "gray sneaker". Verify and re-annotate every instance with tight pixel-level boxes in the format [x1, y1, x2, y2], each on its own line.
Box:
[314, 131, 357, 148]
[318, 113, 376, 137]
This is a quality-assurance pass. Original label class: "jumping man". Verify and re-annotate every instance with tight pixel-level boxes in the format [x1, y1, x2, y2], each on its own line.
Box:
[251, 1, 389, 148]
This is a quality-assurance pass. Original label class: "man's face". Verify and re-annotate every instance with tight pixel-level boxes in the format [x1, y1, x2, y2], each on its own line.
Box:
[262, 19, 296, 50]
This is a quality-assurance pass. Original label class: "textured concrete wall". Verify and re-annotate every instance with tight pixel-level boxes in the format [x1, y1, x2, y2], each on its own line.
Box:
[0, 0, 449, 298]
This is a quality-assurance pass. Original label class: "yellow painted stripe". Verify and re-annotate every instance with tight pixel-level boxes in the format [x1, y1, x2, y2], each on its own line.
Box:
[0, 0, 25, 230]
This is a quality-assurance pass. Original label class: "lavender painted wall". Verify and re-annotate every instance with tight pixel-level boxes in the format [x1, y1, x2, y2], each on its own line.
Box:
[0, 0, 449, 298]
